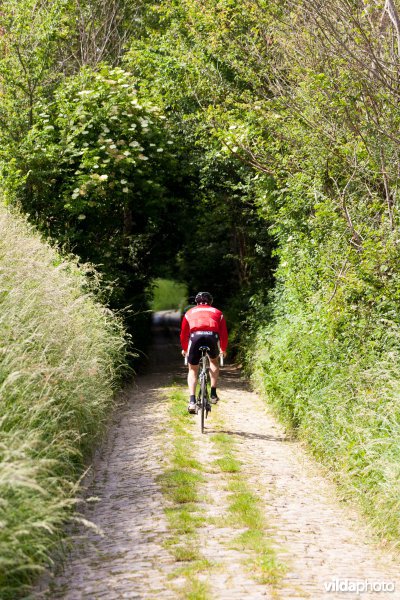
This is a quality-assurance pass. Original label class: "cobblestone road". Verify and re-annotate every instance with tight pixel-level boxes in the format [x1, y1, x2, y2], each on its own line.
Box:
[216, 367, 400, 599]
[35, 319, 181, 599]
[35, 317, 400, 599]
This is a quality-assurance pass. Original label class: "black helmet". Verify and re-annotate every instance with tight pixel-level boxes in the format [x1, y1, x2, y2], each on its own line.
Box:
[195, 291, 213, 305]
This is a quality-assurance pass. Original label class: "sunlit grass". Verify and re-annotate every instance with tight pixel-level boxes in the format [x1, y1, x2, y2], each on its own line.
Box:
[227, 481, 265, 529]
[151, 278, 188, 311]
[164, 539, 202, 562]
[181, 577, 211, 600]
[212, 456, 241, 473]
[251, 309, 400, 545]
[211, 416, 286, 587]
[225, 478, 285, 585]
[169, 559, 213, 580]
[165, 507, 206, 535]
[160, 386, 213, 597]
[159, 469, 203, 504]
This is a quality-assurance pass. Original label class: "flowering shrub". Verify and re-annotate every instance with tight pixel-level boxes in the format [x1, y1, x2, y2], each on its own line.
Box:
[7, 65, 178, 324]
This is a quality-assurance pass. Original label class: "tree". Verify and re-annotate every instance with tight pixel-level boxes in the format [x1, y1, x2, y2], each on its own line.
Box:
[65, 0, 149, 68]
[6, 65, 187, 338]
[0, 0, 69, 142]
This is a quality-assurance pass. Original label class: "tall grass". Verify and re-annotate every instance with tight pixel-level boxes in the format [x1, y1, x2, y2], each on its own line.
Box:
[0, 204, 127, 598]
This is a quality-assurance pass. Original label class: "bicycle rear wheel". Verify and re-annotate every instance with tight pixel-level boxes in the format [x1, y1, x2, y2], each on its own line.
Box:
[200, 375, 206, 433]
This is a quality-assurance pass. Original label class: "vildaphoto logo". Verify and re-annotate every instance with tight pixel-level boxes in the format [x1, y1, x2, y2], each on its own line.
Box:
[324, 578, 396, 594]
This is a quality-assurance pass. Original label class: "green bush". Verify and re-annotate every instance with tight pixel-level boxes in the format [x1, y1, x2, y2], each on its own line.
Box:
[0, 203, 127, 598]
[250, 295, 400, 543]
[4, 65, 184, 337]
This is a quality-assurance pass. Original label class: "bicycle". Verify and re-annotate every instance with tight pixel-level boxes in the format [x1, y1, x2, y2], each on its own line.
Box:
[197, 345, 211, 433]
[185, 346, 224, 433]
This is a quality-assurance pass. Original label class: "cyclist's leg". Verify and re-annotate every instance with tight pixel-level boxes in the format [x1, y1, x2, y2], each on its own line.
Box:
[187, 363, 199, 413]
[187, 335, 202, 412]
[188, 363, 199, 396]
[209, 357, 219, 388]
[208, 332, 220, 401]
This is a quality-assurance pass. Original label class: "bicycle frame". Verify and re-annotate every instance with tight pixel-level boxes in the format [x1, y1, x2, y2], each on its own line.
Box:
[197, 346, 211, 432]
[183, 346, 224, 433]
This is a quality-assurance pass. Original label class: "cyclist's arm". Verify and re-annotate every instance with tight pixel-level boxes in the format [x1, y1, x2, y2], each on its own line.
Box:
[180, 315, 190, 352]
[219, 315, 228, 353]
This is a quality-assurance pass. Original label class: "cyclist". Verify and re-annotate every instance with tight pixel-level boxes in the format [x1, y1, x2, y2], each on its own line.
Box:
[180, 291, 228, 413]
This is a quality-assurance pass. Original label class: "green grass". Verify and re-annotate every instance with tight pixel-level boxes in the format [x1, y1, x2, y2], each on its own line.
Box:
[151, 278, 188, 311]
[168, 559, 213, 580]
[161, 386, 285, 595]
[181, 577, 211, 600]
[159, 469, 203, 504]
[0, 204, 127, 599]
[168, 563, 211, 600]
[227, 481, 264, 529]
[165, 507, 206, 535]
[211, 418, 286, 587]
[211, 433, 241, 473]
[164, 539, 202, 562]
[159, 387, 212, 599]
[212, 456, 241, 473]
[226, 483, 283, 585]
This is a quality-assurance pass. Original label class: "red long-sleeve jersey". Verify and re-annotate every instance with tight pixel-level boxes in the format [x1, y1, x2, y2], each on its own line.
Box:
[180, 304, 228, 352]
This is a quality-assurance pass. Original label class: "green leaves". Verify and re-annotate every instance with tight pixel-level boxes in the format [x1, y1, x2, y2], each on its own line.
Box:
[0, 0, 69, 140]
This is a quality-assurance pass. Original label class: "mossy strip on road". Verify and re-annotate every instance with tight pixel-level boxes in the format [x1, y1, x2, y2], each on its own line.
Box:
[160, 386, 286, 599]
[158, 387, 212, 600]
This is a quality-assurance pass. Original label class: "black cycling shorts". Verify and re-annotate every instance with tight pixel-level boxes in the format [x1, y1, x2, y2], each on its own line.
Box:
[187, 331, 219, 366]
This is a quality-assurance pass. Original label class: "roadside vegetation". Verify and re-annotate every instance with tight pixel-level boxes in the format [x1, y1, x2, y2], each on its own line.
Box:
[0, 204, 126, 599]
[251, 306, 400, 541]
